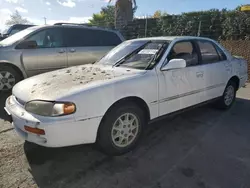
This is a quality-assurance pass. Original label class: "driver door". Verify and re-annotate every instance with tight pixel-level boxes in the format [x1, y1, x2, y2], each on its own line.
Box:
[18, 28, 67, 77]
[157, 40, 206, 116]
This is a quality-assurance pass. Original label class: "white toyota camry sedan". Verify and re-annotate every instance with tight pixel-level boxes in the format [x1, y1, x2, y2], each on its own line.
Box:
[5, 36, 248, 155]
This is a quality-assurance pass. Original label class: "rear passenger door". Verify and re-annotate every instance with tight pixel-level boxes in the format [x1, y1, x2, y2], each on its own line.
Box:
[65, 28, 122, 66]
[196, 40, 230, 101]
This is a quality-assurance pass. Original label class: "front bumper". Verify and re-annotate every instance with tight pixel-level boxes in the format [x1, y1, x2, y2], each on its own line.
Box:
[5, 95, 102, 147]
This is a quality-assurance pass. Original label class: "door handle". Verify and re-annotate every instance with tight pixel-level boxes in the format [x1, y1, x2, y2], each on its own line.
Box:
[58, 49, 65, 53]
[69, 48, 76, 53]
[196, 71, 204, 78]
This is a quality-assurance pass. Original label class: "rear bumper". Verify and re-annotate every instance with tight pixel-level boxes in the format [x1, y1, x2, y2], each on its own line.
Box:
[5, 95, 102, 147]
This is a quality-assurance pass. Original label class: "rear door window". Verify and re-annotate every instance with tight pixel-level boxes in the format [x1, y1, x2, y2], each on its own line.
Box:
[214, 45, 227, 61]
[65, 28, 85, 47]
[65, 28, 122, 47]
[96, 30, 122, 46]
[197, 40, 220, 64]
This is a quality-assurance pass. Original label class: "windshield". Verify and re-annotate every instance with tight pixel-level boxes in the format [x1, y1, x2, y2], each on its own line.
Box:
[98, 40, 149, 65]
[97, 40, 168, 69]
[9, 28, 23, 35]
[0, 27, 37, 46]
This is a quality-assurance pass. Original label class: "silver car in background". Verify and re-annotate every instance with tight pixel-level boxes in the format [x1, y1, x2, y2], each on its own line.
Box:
[0, 23, 124, 91]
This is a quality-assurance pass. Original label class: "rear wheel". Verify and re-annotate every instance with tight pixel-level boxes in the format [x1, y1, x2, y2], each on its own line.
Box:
[97, 103, 145, 156]
[217, 81, 236, 109]
[0, 65, 22, 92]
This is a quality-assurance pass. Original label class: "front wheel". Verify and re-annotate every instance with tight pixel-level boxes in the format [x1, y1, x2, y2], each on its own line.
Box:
[96, 103, 145, 156]
[0, 65, 22, 92]
[217, 81, 236, 109]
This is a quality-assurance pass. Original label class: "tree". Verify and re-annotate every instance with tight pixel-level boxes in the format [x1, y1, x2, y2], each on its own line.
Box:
[108, 0, 137, 30]
[5, 10, 30, 26]
[89, 6, 115, 28]
[222, 9, 250, 39]
[153, 10, 168, 18]
[154, 7, 249, 40]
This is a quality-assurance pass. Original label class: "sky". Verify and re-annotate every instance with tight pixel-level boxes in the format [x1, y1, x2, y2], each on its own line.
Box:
[0, 0, 249, 32]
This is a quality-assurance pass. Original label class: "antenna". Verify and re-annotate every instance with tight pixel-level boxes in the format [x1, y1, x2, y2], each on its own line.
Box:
[43, 17, 47, 25]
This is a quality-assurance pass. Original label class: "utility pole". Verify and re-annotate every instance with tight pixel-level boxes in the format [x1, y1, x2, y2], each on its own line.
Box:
[43, 17, 47, 25]
[197, 21, 201, 37]
[145, 14, 148, 37]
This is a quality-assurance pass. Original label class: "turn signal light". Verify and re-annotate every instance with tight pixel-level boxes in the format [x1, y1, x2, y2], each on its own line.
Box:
[63, 103, 76, 115]
[24, 126, 45, 135]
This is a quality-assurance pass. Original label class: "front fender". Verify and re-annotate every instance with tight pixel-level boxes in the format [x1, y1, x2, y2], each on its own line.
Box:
[62, 71, 158, 121]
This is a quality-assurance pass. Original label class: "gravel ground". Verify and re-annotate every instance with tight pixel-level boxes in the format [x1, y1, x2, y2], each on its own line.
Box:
[1, 85, 250, 188]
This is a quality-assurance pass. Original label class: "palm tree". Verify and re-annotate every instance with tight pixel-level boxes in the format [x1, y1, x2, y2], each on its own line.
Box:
[109, 0, 137, 30]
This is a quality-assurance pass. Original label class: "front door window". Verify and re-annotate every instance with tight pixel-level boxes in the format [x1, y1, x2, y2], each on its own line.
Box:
[27, 28, 64, 48]
[168, 41, 199, 67]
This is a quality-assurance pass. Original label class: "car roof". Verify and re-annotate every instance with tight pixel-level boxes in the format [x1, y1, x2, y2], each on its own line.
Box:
[127, 36, 215, 42]
[11, 24, 35, 27]
[30, 24, 119, 33]
[27, 25, 47, 30]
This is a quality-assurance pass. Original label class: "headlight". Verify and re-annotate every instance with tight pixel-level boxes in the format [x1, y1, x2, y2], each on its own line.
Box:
[25, 100, 76, 117]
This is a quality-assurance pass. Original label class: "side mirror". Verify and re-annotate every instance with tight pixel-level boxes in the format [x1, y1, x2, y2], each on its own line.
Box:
[16, 40, 38, 49]
[161, 59, 186, 71]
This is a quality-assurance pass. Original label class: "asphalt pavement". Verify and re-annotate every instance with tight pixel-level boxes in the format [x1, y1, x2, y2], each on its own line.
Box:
[0, 85, 250, 188]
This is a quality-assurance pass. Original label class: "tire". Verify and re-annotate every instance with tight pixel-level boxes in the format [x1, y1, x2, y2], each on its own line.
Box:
[217, 81, 237, 110]
[0, 65, 22, 92]
[96, 102, 145, 156]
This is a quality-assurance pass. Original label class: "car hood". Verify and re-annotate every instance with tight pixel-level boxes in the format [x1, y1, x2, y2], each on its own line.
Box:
[13, 64, 145, 102]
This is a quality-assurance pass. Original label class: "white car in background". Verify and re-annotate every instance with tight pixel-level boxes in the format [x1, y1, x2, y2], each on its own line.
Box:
[5, 36, 248, 155]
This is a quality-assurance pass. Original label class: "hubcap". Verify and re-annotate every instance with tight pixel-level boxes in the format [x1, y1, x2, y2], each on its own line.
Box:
[0, 71, 15, 91]
[111, 113, 139, 148]
[224, 85, 234, 106]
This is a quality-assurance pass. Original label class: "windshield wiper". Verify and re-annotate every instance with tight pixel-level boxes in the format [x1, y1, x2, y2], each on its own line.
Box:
[113, 41, 151, 68]
[144, 42, 168, 70]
